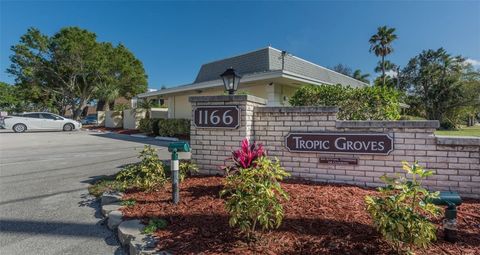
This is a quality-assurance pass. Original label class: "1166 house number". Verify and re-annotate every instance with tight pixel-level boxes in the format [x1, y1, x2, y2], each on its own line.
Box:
[193, 106, 240, 129]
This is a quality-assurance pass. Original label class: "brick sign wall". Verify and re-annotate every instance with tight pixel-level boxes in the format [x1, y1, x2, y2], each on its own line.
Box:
[190, 96, 480, 198]
[189, 95, 266, 174]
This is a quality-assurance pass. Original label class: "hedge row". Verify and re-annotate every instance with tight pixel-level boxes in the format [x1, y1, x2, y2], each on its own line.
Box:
[289, 84, 402, 120]
[139, 118, 190, 137]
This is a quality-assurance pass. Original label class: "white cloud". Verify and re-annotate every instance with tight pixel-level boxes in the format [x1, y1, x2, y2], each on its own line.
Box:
[465, 58, 480, 67]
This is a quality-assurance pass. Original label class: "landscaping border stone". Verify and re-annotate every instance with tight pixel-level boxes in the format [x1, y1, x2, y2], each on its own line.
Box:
[107, 210, 123, 230]
[99, 192, 167, 255]
[101, 191, 123, 206]
[101, 202, 123, 217]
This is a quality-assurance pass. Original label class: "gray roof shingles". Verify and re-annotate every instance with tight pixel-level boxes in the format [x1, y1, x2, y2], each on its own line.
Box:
[193, 47, 367, 87]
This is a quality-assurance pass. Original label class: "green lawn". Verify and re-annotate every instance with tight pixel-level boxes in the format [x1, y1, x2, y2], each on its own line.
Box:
[435, 126, 480, 137]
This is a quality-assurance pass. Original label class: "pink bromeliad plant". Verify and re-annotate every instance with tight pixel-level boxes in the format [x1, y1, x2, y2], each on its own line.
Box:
[231, 138, 265, 170]
[221, 138, 290, 239]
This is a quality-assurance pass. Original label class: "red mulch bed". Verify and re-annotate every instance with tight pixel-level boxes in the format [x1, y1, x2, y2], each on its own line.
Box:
[83, 126, 142, 135]
[122, 176, 480, 255]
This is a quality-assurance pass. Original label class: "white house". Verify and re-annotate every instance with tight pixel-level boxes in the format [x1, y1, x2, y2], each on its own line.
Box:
[137, 46, 367, 119]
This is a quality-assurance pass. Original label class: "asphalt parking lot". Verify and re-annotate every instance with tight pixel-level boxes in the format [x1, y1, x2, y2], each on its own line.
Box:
[0, 130, 188, 254]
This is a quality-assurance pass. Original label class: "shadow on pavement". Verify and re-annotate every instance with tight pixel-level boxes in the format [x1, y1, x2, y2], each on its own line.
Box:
[0, 187, 87, 206]
[91, 133, 191, 160]
[0, 216, 124, 254]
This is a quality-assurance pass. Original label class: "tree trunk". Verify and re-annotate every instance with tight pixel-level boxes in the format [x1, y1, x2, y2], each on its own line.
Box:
[72, 99, 87, 120]
[467, 116, 474, 127]
[381, 55, 386, 86]
[103, 101, 110, 111]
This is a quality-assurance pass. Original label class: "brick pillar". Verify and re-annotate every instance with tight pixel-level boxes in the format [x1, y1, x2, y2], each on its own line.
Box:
[189, 95, 267, 175]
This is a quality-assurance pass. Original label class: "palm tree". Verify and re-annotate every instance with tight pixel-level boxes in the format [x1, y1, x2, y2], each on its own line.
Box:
[113, 103, 129, 127]
[369, 26, 398, 86]
[352, 69, 370, 84]
[96, 83, 120, 111]
[374, 60, 396, 74]
[136, 99, 156, 119]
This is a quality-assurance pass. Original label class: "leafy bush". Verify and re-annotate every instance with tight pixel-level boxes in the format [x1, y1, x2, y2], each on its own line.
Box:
[151, 118, 161, 136]
[113, 103, 130, 111]
[116, 145, 167, 191]
[220, 139, 289, 239]
[289, 84, 402, 120]
[289, 84, 348, 107]
[179, 160, 199, 182]
[139, 118, 153, 134]
[439, 121, 456, 131]
[157, 118, 190, 137]
[142, 218, 168, 234]
[364, 161, 440, 253]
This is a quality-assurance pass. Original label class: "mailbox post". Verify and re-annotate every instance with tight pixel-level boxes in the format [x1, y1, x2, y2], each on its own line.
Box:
[168, 142, 190, 205]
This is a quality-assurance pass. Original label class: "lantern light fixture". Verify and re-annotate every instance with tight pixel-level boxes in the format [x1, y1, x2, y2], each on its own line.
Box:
[220, 68, 242, 95]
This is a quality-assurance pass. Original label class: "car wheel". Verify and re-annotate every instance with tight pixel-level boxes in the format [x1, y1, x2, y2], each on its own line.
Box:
[63, 123, 74, 131]
[13, 124, 27, 133]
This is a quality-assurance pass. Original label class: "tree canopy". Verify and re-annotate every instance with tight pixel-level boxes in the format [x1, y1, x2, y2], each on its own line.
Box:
[400, 48, 480, 128]
[7, 27, 147, 119]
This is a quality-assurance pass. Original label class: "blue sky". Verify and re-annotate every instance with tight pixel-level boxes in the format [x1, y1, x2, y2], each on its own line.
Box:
[1, 1, 479, 89]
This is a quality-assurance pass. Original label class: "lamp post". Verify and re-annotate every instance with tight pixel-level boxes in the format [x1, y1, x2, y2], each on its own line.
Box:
[220, 68, 242, 95]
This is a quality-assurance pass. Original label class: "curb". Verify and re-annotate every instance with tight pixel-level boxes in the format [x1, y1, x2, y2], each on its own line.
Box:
[154, 136, 179, 142]
[100, 192, 170, 255]
[131, 134, 148, 138]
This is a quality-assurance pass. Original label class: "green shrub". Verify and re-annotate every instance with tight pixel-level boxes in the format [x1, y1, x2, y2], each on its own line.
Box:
[439, 121, 456, 131]
[139, 119, 152, 134]
[116, 145, 167, 191]
[289, 84, 402, 120]
[179, 160, 199, 182]
[142, 218, 168, 234]
[157, 118, 190, 137]
[288, 84, 348, 107]
[364, 161, 440, 253]
[220, 154, 290, 239]
[151, 118, 161, 136]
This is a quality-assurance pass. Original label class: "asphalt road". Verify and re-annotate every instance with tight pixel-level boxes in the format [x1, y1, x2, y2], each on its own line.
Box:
[0, 130, 188, 255]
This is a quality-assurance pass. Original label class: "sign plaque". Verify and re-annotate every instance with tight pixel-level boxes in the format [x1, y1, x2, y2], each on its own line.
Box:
[193, 106, 240, 129]
[285, 132, 394, 155]
[319, 157, 358, 165]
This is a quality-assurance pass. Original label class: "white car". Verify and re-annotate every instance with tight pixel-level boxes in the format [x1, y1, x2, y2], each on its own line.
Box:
[0, 112, 82, 133]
